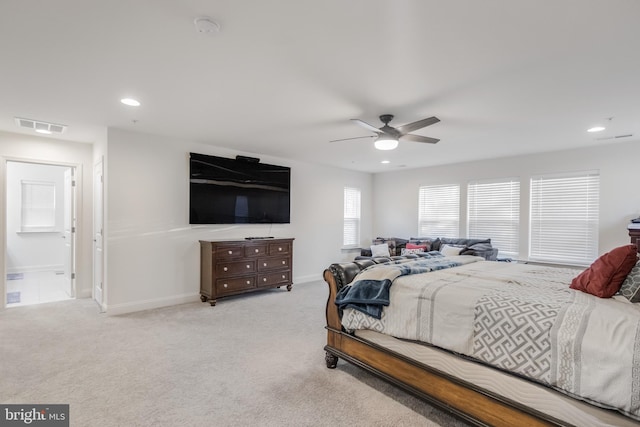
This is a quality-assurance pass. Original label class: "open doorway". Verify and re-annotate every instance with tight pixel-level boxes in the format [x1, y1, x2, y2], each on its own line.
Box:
[5, 160, 76, 307]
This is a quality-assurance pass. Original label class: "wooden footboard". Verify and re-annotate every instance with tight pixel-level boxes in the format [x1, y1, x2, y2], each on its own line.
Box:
[322, 262, 563, 427]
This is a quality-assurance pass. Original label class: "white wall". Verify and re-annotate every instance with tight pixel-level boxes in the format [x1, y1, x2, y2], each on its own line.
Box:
[372, 140, 640, 259]
[5, 161, 68, 273]
[104, 128, 373, 314]
[0, 131, 94, 299]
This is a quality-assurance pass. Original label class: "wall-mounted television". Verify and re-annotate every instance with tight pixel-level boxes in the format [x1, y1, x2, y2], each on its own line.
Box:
[189, 152, 291, 224]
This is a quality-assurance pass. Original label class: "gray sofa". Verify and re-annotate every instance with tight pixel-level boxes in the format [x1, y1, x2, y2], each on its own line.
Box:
[357, 236, 499, 261]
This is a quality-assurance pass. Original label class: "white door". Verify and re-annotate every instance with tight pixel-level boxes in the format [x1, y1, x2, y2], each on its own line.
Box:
[93, 160, 104, 308]
[63, 167, 75, 297]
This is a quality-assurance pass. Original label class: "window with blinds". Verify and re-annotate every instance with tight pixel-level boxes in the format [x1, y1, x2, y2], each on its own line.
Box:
[343, 187, 361, 247]
[529, 171, 599, 265]
[21, 180, 56, 232]
[467, 178, 520, 257]
[418, 184, 460, 237]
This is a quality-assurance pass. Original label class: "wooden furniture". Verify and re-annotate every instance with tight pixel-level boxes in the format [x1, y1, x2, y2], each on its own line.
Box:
[629, 224, 640, 250]
[323, 257, 639, 427]
[200, 238, 293, 306]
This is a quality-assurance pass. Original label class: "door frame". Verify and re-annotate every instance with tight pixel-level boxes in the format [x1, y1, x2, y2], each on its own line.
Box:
[1, 156, 81, 308]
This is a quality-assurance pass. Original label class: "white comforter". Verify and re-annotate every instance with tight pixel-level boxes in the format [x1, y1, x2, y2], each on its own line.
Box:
[341, 257, 640, 419]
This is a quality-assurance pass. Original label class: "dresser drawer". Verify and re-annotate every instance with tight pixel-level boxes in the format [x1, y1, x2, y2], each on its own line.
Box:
[216, 277, 255, 295]
[215, 245, 244, 259]
[257, 256, 290, 271]
[258, 271, 290, 287]
[268, 242, 291, 256]
[215, 260, 256, 276]
[245, 244, 268, 257]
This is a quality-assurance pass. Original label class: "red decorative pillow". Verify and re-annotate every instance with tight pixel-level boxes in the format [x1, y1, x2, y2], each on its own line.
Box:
[406, 243, 428, 251]
[570, 244, 638, 298]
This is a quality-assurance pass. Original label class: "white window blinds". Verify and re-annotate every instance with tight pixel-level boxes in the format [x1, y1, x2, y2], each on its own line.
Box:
[529, 171, 599, 265]
[418, 184, 460, 237]
[467, 178, 520, 257]
[343, 187, 361, 247]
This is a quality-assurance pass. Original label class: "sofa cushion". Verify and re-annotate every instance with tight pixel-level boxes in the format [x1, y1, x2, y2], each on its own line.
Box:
[440, 238, 491, 247]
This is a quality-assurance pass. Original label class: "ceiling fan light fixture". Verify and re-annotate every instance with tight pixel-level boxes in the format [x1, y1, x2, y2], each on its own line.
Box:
[374, 136, 398, 150]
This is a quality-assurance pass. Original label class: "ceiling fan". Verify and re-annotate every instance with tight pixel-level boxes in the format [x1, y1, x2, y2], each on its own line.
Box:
[330, 114, 440, 150]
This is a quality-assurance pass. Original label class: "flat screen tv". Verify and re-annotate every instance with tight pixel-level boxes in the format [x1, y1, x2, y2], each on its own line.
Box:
[189, 152, 291, 224]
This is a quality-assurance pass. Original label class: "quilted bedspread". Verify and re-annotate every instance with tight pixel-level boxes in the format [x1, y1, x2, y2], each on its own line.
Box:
[341, 258, 640, 419]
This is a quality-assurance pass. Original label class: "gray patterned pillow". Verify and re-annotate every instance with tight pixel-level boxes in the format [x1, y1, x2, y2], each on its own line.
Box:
[619, 259, 640, 302]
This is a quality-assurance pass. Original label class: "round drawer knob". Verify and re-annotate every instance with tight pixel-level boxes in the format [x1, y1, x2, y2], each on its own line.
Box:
[278, 247, 282, 251]
[223, 283, 228, 288]
[282, 275, 285, 279]
[223, 267, 228, 272]
[228, 250, 233, 255]
[263, 262, 267, 267]
[255, 249, 259, 253]
[246, 264, 250, 269]
[282, 261, 285, 265]
[246, 280, 250, 285]
[263, 278, 267, 282]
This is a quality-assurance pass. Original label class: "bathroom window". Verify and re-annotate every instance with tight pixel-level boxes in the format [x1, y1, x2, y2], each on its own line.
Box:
[20, 180, 56, 232]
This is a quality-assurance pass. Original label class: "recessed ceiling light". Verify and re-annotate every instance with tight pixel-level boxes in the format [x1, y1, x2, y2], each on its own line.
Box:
[587, 126, 605, 133]
[381, 160, 390, 164]
[121, 98, 141, 107]
[35, 129, 52, 135]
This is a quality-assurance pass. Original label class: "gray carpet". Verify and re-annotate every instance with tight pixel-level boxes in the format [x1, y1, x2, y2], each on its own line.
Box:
[0, 281, 472, 427]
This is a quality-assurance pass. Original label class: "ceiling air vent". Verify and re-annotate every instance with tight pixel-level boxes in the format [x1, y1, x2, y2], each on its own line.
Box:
[14, 117, 67, 134]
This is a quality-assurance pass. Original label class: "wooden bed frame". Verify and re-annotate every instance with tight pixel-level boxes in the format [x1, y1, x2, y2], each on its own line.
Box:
[323, 258, 601, 427]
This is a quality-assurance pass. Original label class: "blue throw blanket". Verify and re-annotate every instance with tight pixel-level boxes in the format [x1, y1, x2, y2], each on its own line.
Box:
[335, 253, 462, 319]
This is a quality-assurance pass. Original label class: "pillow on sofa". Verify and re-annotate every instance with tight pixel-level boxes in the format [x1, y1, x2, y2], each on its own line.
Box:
[406, 243, 427, 250]
[372, 237, 409, 256]
[440, 244, 466, 256]
[371, 243, 391, 257]
[570, 245, 638, 298]
[619, 259, 640, 302]
[402, 248, 425, 255]
[410, 238, 440, 251]
[460, 242, 493, 253]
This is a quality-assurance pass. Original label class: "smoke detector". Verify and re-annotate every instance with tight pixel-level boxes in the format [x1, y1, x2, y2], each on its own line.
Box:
[194, 17, 220, 34]
[14, 117, 67, 135]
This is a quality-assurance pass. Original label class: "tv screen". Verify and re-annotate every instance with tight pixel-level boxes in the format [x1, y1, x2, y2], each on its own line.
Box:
[189, 153, 291, 224]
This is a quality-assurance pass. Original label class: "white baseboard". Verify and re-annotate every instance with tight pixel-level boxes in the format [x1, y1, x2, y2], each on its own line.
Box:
[105, 293, 201, 316]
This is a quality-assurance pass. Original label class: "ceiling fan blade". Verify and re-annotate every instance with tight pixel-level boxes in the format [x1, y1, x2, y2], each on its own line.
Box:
[396, 116, 440, 135]
[351, 119, 383, 134]
[329, 135, 375, 143]
[400, 134, 440, 144]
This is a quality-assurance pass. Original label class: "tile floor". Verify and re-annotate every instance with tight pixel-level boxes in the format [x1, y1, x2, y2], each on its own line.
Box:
[5, 270, 72, 307]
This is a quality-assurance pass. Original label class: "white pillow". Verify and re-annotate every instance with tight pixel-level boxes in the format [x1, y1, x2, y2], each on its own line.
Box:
[371, 243, 391, 257]
[440, 244, 464, 256]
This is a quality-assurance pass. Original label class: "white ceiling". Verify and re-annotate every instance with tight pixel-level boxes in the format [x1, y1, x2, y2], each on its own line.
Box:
[1, 0, 639, 173]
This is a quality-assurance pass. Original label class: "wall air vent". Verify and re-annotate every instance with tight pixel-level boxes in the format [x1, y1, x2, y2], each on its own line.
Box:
[14, 117, 67, 134]
[596, 134, 633, 141]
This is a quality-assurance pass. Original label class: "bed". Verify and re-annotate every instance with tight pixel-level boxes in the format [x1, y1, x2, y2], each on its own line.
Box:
[323, 246, 640, 427]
